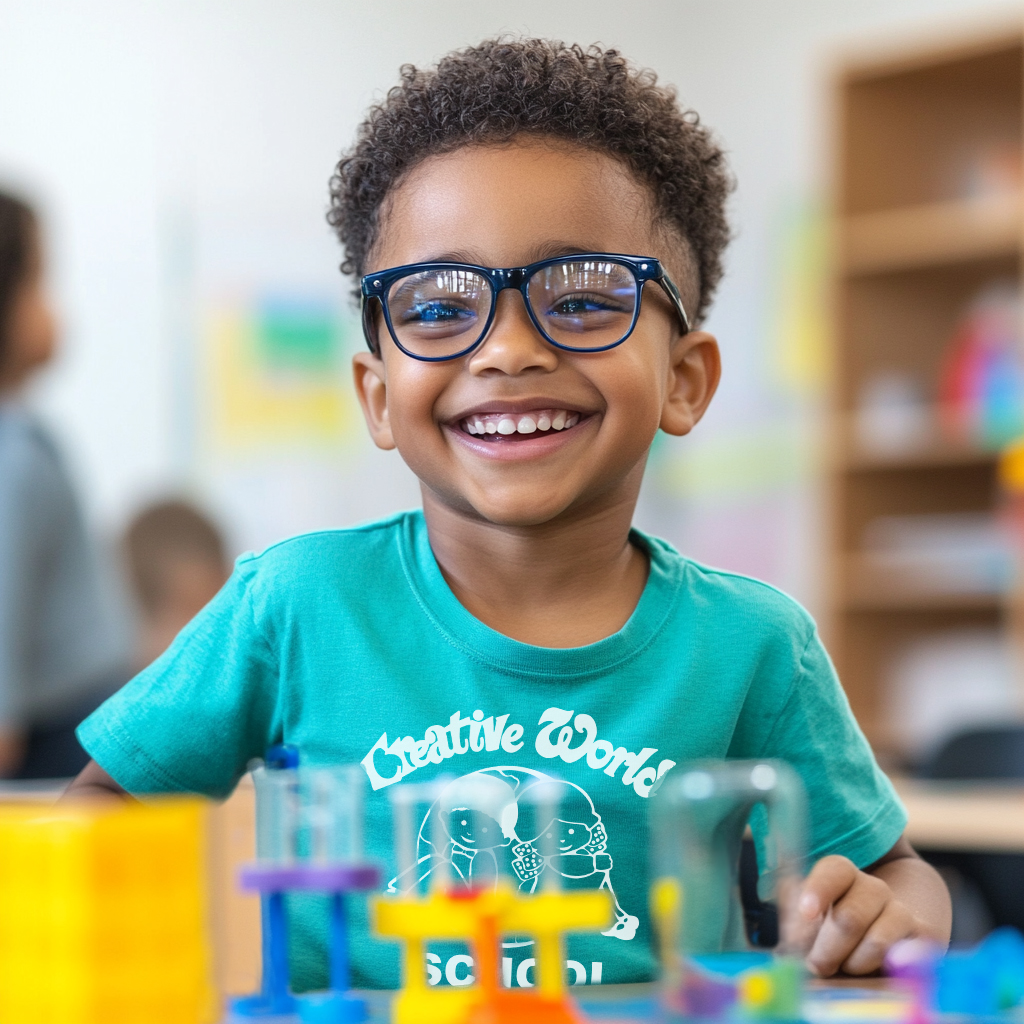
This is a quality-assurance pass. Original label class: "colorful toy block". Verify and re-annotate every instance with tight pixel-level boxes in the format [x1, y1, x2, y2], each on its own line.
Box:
[886, 928, 1024, 1019]
[0, 797, 217, 1024]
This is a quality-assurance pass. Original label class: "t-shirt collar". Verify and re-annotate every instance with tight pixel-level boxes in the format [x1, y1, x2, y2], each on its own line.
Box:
[396, 509, 681, 680]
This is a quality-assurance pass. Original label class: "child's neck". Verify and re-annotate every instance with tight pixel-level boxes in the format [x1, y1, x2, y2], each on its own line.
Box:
[422, 484, 649, 649]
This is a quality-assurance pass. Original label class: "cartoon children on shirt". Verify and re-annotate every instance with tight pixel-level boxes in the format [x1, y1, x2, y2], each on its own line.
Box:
[386, 767, 639, 941]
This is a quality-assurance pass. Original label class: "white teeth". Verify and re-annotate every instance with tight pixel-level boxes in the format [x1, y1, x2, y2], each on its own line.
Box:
[463, 409, 579, 436]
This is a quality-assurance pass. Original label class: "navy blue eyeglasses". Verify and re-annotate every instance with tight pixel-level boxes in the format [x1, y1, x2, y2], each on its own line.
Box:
[360, 253, 690, 362]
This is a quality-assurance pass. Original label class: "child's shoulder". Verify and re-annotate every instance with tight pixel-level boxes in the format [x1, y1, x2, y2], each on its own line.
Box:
[643, 531, 818, 640]
[233, 510, 414, 584]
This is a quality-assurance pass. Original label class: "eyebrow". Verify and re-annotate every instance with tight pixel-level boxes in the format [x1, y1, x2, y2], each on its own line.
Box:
[417, 242, 612, 267]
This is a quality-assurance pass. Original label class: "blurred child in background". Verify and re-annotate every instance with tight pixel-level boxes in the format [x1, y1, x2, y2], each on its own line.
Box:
[122, 499, 230, 669]
[0, 190, 127, 779]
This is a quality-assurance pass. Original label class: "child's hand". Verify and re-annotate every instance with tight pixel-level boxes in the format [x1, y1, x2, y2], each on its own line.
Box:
[797, 854, 922, 977]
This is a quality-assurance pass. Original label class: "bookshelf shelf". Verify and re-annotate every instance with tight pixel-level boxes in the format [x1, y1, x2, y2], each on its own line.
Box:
[836, 417, 999, 472]
[841, 554, 1005, 612]
[843, 193, 1022, 274]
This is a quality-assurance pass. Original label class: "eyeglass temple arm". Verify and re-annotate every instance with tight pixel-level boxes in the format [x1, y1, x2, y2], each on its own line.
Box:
[654, 271, 691, 336]
[361, 295, 381, 354]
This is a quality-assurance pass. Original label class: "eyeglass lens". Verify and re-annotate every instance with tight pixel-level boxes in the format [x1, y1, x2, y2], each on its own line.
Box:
[385, 260, 639, 358]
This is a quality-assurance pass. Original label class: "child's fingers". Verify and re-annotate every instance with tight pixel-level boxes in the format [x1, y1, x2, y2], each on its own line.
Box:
[798, 855, 860, 921]
[839, 899, 916, 976]
[804, 871, 891, 977]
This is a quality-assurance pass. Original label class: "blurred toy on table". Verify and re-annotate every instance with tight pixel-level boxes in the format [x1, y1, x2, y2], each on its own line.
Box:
[649, 761, 809, 1024]
[0, 796, 217, 1024]
[5, 754, 1024, 1024]
[376, 774, 612, 1024]
[231, 749, 381, 1024]
[886, 927, 1024, 1019]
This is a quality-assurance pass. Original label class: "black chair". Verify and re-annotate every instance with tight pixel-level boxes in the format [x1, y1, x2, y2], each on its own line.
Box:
[925, 726, 1024, 781]
[919, 724, 1024, 936]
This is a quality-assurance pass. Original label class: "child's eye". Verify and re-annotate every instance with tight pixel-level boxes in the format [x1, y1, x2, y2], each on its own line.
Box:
[401, 300, 476, 325]
[546, 291, 630, 319]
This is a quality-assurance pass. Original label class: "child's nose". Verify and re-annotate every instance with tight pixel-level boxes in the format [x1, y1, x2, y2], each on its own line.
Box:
[467, 288, 558, 376]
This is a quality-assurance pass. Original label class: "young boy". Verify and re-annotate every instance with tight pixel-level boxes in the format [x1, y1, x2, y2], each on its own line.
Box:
[69, 39, 951, 990]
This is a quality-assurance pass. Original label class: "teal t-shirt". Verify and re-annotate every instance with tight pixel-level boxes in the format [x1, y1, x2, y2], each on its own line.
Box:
[77, 510, 905, 992]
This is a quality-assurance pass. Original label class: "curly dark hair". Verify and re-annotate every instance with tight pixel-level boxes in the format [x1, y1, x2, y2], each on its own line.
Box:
[327, 38, 732, 325]
[0, 191, 35, 365]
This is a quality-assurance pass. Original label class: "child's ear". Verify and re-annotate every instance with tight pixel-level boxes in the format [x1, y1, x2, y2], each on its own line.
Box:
[660, 330, 721, 437]
[352, 352, 397, 450]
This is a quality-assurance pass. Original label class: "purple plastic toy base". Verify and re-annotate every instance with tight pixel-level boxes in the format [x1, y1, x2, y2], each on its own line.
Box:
[240, 862, 381, 893]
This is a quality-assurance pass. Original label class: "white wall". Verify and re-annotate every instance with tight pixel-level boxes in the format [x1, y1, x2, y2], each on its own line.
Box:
[1, 0, 1021, 608]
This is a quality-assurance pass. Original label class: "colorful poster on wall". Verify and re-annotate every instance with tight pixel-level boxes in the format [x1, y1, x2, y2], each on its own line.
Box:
[204, 293, 362, 453]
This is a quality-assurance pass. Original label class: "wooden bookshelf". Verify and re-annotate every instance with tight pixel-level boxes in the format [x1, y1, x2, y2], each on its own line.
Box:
[828, 26, 1024, 755]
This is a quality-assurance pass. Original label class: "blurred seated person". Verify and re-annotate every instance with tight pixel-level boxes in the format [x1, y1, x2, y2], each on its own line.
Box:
[122, 500, 230, 668]
[0, 190, 128, 779]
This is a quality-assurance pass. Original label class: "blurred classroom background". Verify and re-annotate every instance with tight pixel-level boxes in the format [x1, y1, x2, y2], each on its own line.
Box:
[4, 0, 1024, 943]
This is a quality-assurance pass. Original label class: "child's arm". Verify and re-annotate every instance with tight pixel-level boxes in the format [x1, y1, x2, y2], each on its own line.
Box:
[799, 833, 951, 976]
[63, 759, 129, 801]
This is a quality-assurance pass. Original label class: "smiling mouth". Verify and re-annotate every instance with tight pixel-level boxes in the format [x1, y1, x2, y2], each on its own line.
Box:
[458, 408, 583, 440]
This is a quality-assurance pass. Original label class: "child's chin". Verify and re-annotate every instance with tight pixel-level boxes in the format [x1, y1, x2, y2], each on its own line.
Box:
[470, 499, 572, 529]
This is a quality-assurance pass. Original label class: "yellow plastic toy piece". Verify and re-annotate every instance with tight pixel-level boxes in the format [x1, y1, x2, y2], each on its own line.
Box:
[738, 970, 774, 1008]
[737, 959, 802, 1021]
[374, 882, 612, 1024]
[649, 876, 682, 960]
[0, 798, 217, 1024]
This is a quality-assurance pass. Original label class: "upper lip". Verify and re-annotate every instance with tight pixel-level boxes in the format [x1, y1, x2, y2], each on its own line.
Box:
[447, 398, 594, 422]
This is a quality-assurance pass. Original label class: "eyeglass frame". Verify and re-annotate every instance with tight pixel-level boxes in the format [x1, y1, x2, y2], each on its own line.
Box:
[359, 252, 691, 362]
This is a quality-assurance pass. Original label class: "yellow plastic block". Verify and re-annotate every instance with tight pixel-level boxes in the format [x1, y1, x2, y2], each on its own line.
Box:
[392, 986, 481, 1024]
[0, 798, 217, 1024]
[374, 884, 613, 1024]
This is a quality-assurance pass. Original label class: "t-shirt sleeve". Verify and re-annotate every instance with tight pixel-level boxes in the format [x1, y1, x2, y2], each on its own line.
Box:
[754, 626, 907, 870]
[76, 560, 280, 798]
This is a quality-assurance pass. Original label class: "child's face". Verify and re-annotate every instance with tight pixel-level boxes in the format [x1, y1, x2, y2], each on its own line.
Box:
[444, 808, 507, 851]
[536, 817, 591, 855]
[353, 139, 720, 527]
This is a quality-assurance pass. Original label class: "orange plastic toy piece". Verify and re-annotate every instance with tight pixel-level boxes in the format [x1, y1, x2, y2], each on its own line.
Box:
[374, 882, 612, 1024]
[0, 797, 217, 1024]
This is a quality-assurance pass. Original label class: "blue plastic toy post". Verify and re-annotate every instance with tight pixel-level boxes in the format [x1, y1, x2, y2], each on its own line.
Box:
[330, 893, 349, 993]
[232, 890, 297, 1018]
[265, 744, 301, 770]
[266, 891, 294, 1012]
